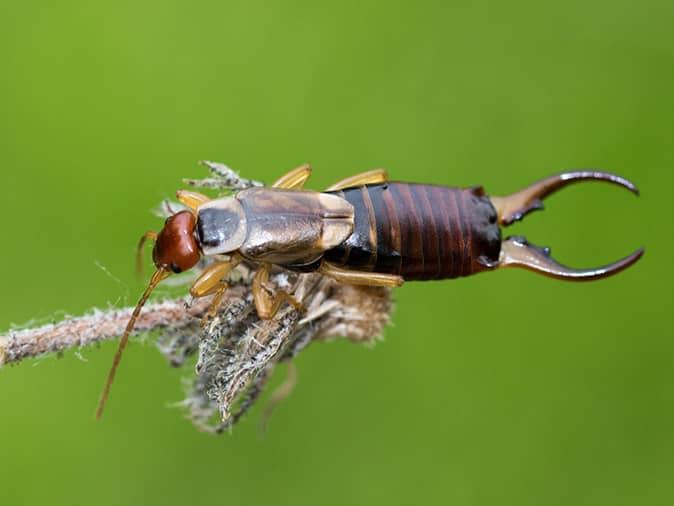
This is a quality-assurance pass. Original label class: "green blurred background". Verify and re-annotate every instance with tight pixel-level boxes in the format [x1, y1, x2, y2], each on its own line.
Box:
[0, 1, 672, 505]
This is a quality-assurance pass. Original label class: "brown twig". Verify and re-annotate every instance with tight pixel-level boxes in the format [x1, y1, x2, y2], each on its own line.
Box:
[0, 294, 227, 366]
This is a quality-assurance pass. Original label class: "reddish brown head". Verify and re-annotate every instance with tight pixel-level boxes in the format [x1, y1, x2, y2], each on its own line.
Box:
[153, 211, 201, 273]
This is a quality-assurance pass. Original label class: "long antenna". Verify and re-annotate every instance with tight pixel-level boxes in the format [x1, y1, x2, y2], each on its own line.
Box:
[95, 268, 168, 420]
[136, 231, 158, 279]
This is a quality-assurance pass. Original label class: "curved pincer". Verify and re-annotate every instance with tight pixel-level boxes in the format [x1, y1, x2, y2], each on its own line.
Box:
[490, 170, 639, 226]
[489, 170, 643, 281]
[499, 236, 644, 281]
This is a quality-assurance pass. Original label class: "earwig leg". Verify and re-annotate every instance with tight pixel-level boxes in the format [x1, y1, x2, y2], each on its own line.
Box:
[176, 190, 211, 211]
[325, 169, 389, 191]
[490, 170, 639, 226]
[203, 282, 230, 320]
[252, 264, 303, 319]
[497, 236, 645, 281]
[259, 362, 298, 435]
[318, 261, 404, 287]
[190, 255, 242, 298]
[190, 257, 242, 323]
[272, 164, 312, 189]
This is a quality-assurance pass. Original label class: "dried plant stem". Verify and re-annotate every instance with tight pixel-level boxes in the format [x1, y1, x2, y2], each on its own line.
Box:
[0, 288, 238, 366]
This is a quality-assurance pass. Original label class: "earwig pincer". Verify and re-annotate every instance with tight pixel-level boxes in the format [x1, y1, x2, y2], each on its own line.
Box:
[96, 165, 643, 419]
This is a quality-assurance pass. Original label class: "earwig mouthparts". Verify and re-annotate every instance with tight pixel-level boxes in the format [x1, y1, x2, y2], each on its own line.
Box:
[498, 236, 644, 281]
[490, 170, 640, 226]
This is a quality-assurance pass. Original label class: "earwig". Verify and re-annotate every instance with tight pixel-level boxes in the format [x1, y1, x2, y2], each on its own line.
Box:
[96, 165, 643, 419]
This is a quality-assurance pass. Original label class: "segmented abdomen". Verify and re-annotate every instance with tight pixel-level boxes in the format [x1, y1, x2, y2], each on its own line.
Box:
[324, 183, 501, 280]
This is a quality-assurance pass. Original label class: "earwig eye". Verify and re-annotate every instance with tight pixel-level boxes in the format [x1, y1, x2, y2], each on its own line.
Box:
[170, 263, 182, 274]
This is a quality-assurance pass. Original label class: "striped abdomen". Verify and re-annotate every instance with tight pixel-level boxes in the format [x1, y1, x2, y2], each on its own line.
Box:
[324, 183, 501, 280]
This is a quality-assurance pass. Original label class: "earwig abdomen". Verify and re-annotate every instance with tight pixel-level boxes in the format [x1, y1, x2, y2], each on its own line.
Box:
[324, 183, 501, 280]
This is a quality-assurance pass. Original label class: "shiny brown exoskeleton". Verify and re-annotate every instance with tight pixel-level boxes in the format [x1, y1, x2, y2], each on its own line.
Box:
[96, 165, 643, 419]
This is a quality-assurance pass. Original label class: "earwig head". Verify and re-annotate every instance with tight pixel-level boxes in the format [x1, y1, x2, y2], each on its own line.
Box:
[153, 210, 201, 273]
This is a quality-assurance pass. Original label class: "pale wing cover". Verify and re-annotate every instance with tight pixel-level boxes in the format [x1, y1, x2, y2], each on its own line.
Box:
[236, 188, 354, 264]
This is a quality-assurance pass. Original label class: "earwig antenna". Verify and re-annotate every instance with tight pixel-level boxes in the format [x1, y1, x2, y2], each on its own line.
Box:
[136, 231, 158, 279]
[95, 268, 169, 420]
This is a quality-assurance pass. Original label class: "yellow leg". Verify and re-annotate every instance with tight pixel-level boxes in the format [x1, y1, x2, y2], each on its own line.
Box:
[252, 264, 303, 319]
[325, 169, 388, 191]
[190, 255, 241, 325]
[272, 164, 312, 189]
[318, 261, 404, 287]
[189, 256, 242, 320]
[176, 190, 211, 211]
[203, 281, 230, 320]
[189, 256, 241, 298]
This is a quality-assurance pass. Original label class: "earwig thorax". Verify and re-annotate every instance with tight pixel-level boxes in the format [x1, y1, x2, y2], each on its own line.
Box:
[195, 197, 248, 256]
